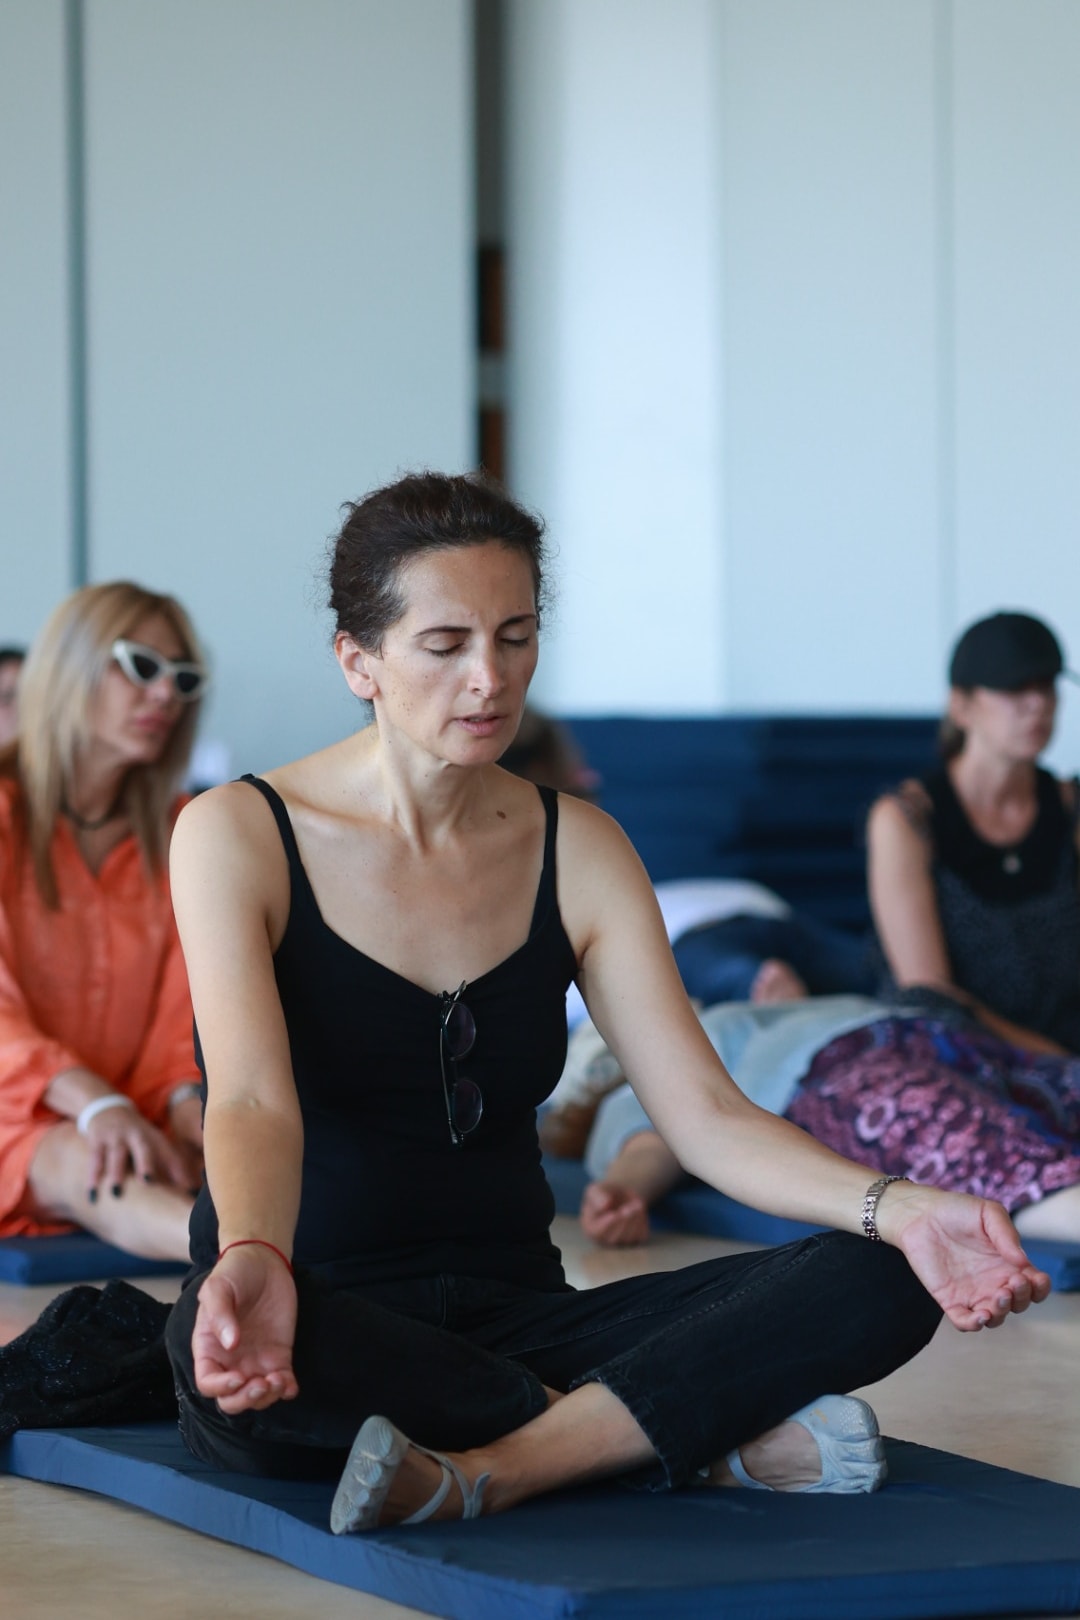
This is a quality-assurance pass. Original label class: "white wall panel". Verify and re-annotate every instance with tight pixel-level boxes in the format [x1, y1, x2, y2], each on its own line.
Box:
[0, 0, 73, 643]
[82, 0, 473, 772]
[952, 0, 1080, 772]
[508, 0, 724, 714]
[722, 0, 943, 712]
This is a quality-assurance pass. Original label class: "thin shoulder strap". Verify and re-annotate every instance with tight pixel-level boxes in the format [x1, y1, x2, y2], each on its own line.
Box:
[528, 785, 559, 938]
[239, 773, 311, 893]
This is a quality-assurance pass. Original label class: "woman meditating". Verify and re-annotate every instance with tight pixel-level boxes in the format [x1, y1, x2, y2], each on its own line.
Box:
[0, 582, 208, 1260]
[165, 474, 1046, 1533]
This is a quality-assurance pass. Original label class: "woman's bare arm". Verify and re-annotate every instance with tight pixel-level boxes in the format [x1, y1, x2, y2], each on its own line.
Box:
[169, 784, 305, 1409]
[171, 784, 304, 1254]
[868, 790, 1068, 1056]
[866, 791, 953, 988]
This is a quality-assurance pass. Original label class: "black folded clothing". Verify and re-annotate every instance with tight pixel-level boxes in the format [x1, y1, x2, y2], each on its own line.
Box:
[0, 1278, 175, 1439]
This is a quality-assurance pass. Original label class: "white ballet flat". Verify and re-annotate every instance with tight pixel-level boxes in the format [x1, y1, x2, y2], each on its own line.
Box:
[725, 1394, 886, 1495]
[330, 1413, 490, 1534]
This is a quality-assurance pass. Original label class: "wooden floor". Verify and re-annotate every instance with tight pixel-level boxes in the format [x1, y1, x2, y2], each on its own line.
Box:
[3, 1217, 1078, 1619]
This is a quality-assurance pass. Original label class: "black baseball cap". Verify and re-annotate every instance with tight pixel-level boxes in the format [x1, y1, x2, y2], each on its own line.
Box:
[948, 611, 1076, 691]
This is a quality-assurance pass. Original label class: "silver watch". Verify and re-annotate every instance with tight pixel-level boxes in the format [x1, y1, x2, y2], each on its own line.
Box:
[861, 1174, 909, 1241]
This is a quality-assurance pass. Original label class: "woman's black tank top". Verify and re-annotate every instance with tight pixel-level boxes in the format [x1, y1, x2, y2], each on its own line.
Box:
[188, 779, 579, 1290]
[920, 765, 1080, 1050]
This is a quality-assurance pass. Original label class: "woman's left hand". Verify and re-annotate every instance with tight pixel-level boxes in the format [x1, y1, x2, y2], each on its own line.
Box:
[877, 1183, 1051, 1330]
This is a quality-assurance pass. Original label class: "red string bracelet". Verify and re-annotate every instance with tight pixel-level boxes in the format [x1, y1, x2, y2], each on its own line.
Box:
[217, 1238, 294, 1276]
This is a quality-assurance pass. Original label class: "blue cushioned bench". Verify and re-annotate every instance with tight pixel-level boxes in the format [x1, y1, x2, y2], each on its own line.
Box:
[563, 714, 939, 930]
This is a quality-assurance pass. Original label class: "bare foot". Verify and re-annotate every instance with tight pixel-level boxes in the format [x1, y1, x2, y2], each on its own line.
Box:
[750, 958, 809, 1004]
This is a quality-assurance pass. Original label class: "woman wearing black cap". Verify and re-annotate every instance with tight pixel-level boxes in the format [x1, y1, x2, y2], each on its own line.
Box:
[866, 610, 1079, 1056]
[776, 611, 1080, 1248]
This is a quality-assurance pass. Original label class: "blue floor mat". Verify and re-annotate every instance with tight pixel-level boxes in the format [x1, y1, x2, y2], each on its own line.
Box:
[0, 1234, 187, 1286]
[2, 1422, 1080, 1619]
[543, 1153, 1080, 1291]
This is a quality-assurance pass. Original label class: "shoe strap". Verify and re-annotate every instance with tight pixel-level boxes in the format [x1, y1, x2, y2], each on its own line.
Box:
[724, 1445, 771, 1491]
[401, 1459, 453, 1525]
[402, 1444, 490, 1524]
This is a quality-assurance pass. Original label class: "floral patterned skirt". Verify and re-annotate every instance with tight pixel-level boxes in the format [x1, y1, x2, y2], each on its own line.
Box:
[784, 1016, 1080, 1214]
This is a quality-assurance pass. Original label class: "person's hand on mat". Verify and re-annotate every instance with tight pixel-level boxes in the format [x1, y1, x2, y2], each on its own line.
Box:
[193, 1243, 299, 1414]
[580, 1180, 651, 1246]
[876, 1183, 1051, 1331]
[81, 1105, 194, 1205]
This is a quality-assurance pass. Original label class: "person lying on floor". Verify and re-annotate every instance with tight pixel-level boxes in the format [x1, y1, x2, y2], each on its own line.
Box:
[0, 582, 209, 1261]
[573, 989, 1080, 1248]
[165, 471, 1045, 1537]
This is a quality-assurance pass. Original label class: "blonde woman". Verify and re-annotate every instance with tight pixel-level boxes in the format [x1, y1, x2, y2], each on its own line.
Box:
[0, 581, 209, 1258]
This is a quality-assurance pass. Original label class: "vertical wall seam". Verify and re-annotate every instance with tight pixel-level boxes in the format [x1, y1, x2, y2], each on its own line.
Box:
[63, 0, 89, 587]
[934, 0, 956, 650]
[715, 0, 730, 710]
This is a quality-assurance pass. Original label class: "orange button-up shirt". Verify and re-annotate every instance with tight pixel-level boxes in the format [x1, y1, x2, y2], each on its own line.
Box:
[0, 779, 198, 1234]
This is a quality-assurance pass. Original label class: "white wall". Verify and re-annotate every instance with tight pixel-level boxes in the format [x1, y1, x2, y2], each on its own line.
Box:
[3, 0, 474, 773]
[507, 0, 1080, 771]
[952, 0, 1080, 771]
[6, 1, 1080, 771]
[0, 0, 73, 643]
[508, 0, 724, 713]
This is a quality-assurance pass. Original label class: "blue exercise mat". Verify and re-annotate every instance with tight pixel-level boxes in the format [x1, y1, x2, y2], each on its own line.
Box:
[0, 1234, 187, 1286]
[3, 1422, 1080, 1619]
[543, 1153, 1080, 1292]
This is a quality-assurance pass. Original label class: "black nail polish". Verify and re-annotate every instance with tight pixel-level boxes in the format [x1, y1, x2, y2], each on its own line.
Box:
[111, 1183, 122, 1198]
[88, 1187, 98, 1204]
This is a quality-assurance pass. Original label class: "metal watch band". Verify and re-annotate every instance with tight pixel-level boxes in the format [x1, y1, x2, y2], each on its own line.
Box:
[861, 1174, 909, 1241]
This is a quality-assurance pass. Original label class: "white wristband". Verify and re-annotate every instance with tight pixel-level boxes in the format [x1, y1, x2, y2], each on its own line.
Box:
[168, 1081, 202, 1110]
[76, 1094, 135, 1135]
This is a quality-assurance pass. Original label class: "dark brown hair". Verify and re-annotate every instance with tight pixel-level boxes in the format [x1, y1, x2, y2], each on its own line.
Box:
[327, 471, 547, 651]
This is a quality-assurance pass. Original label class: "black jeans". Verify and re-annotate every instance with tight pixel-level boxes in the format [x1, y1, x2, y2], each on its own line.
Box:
[166, 1231, 941, 1490]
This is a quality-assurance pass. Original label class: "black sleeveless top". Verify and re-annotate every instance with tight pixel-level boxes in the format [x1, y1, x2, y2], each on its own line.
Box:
[912, 766, 1080, 1051]
[188, 779, 579, 1290]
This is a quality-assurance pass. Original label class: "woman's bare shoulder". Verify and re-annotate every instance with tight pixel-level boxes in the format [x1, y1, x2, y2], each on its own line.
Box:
[171, 781, 290, 886]
[554, 787, 639, 861]
[868, 779, 933, 843]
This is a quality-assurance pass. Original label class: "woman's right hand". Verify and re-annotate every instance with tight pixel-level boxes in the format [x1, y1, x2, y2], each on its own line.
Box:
[81, 1103, 194, 1203]
[192, 1243, 299, 1413]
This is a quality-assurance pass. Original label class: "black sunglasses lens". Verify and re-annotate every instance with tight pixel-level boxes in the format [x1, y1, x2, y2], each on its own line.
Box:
[451, 1076, 483, 1136]
[175, 668, 203, 697]
[443, 999, 476, 1060]
[131, 651, 162, 683]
